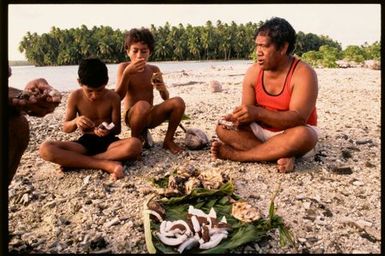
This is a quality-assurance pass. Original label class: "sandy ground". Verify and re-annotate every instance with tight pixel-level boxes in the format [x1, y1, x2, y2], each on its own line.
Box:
[8, 63, 381, 254]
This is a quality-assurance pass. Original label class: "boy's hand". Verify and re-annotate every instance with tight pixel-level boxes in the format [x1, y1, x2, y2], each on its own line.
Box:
[124, 57, 146, 74]
[153, 82, 168, 92]
[76, 116, 95, 132]
[94, 126, 110, 137]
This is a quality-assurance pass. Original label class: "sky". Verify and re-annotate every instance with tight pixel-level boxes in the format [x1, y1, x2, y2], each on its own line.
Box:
[8, 4, 381, 61]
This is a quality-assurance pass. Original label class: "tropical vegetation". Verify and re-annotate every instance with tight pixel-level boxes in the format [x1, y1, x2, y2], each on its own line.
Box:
[18, 20, 380, 67]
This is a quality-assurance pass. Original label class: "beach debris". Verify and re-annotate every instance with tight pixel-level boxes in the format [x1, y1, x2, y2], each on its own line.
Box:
[140, 129, 154, 148]
[231, 201, 261, 223]
[155, 205, 230, 252]
[209, 80, 223, 93]
[98, 122, 115, 131]
[184, 128, 209, 150]
[363, 60, 381, 70]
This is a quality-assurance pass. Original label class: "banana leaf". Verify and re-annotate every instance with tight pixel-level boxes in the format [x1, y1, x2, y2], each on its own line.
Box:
[143, 182, 294, 254]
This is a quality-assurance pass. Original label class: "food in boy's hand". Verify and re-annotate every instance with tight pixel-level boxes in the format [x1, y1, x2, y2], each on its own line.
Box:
[98, 122, 115, 130]
[151, 72, 163, 84]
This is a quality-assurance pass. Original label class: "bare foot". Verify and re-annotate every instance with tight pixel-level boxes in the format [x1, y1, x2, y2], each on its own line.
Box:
[110, 164, 124, 181]
[163, 140, 183, 154]
[210, 140, 222, 160]
[277, 157, 295, 173]
[210, 140, 234, 160]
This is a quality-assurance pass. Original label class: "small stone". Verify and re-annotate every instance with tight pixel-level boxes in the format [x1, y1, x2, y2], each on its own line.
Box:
[104, 217, 121, 228]
[83, 175, 91, 185]
[209, 80, 223, 93]
[330, 166, 353, 175]
[352, 180, 364, 186]
[356, 139, 373, 145]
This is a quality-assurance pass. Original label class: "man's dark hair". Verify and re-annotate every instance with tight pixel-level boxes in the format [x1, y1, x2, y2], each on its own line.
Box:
[255, 17, 296, 55]
[78, 58, 108, 88]
[124, 28, 155, 53]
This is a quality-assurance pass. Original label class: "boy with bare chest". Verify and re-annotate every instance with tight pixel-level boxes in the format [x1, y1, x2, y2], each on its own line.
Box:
[115, 28, 186, 154]
[39, 58, 142, 180]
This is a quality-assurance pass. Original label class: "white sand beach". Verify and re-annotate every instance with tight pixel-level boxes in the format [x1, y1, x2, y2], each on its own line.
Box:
[8, 64, 381, 253]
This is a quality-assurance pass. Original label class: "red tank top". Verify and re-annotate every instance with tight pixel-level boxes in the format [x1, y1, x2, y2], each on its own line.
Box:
[255, 57, 317, 131]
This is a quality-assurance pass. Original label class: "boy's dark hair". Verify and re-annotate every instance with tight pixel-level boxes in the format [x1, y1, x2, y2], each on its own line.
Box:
[255, 17, 296, 55]
[78, 58, 108, 88]
[124, 28, 155, 53]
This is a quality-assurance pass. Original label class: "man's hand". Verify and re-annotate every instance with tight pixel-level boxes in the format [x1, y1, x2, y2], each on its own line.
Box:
[9, 79, 61, 117]
[75, 116, 95, 133]
[124, 57, 146, 74]
[231, 104, 259, 124]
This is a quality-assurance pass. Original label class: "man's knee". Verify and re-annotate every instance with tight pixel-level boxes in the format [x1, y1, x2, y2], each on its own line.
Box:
[285, 126, 318, 153]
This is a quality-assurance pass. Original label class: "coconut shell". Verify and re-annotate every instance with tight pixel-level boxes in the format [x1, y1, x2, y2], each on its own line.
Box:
[185, 128, 209, 150]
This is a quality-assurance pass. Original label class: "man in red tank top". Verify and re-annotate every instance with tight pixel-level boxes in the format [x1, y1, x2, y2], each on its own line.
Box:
[211, 17, 319, 173]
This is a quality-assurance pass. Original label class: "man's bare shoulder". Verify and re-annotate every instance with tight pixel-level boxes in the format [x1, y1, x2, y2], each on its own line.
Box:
[247, 62, 260, 73]
[297, 59, 317, 76]
[244, 62, 260, 80]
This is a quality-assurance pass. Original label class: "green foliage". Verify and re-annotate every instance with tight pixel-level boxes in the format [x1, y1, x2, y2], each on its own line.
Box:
[143, 181, 294, 254]
[301, 50, 322, 67]
[362, 41, 381, 60]
[343, 45, 367, 62]
[295, 32, 341, 56]
[19, 21, 380, 67]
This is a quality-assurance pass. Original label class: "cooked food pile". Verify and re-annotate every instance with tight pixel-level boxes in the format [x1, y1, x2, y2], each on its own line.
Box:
[155, 167, 230, 197]
[152, 205, 231, 253]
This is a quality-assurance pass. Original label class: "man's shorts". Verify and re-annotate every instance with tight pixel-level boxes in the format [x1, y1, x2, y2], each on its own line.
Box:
[74, 133, 119, 155]
[249, 122, 320, 158]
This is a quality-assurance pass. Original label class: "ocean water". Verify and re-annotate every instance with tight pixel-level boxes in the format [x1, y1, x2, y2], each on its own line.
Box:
[9, 60, 251, 92]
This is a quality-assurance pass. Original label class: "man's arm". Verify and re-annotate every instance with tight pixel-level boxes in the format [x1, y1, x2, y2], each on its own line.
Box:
[241, 64, 258, 106]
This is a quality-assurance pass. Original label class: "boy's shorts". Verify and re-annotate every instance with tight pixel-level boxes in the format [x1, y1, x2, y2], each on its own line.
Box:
[249, 122, 320, 158]
[74, 133, 119, 155]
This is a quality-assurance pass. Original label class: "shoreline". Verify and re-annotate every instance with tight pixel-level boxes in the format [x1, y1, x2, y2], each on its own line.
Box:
[8, 65, 381, 253]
